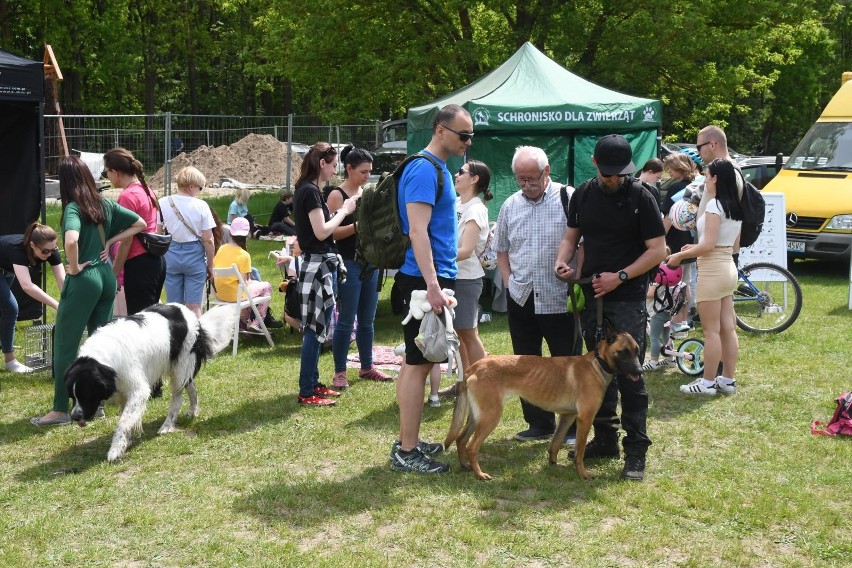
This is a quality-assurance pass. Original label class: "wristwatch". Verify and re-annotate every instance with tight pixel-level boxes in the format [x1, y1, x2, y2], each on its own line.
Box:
[618, 270, 629, 282]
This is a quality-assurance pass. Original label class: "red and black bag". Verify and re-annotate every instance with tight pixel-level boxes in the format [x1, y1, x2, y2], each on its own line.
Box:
[811, 392, 852, 436]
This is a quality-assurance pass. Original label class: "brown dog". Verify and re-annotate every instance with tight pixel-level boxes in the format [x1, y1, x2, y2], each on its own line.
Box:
[444, 322, 642, 480]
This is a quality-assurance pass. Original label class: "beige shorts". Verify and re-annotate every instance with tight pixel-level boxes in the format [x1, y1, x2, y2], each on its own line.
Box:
[696, 248, 736, 303]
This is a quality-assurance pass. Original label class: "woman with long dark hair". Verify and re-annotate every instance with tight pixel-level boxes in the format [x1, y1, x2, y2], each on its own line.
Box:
[328, 146, 391, 389]
[666, 158, 743, 396]
[0, 223, 66, 373]
[31, 156, 145, 426]
[104, 147, 166, 314]
[292, 142, 358, 406]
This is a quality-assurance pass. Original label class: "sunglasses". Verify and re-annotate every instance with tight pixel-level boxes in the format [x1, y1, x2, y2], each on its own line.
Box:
[695, 141, 711, 151]
[41, 247, 59, 255]
[442, 124, 474, 142]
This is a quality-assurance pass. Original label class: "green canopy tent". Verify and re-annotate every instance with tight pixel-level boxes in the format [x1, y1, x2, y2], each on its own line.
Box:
[407, 42, 662, 218]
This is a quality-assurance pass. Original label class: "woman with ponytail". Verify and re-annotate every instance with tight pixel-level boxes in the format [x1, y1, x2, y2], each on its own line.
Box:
[104, 147, 166, 314]
[0, 223, 66, 373]
[327, 145, 391, 389]
[452, 159, 492, 373]
[292, 142, 359, 406]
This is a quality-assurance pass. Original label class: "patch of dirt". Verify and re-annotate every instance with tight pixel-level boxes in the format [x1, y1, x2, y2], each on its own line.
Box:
[147, 133, 303, 194]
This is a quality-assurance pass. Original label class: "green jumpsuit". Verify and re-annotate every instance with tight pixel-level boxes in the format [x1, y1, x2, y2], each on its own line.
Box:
[52, 200, 140, 412]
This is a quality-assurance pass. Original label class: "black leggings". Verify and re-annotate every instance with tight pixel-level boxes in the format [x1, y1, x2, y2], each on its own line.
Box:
[123, 253, 166, 314]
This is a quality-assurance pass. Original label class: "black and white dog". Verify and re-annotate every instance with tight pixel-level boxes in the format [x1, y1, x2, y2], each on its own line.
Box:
[66, 303, 236, 462]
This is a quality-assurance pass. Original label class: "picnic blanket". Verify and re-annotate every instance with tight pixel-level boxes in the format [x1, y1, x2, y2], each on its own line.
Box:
[346, 345, 452, 374]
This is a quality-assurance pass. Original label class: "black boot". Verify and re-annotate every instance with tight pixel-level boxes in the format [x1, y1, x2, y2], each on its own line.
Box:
[569, 431, 620, 460]
[263, 312, 284, 329]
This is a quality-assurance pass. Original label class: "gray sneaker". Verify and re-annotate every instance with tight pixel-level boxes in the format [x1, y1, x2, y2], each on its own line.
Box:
[390, 440, 444, 458]
[391, 447, 449, 474]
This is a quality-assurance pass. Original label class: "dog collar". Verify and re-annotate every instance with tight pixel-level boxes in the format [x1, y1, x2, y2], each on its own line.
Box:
[595, 352, 615, 375]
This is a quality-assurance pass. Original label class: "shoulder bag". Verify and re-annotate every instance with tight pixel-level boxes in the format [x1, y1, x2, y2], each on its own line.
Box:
[136, 188, 171, 256]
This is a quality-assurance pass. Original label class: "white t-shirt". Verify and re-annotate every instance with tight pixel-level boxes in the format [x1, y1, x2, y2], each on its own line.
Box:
[159, 195, 216, 243]
[697, 198, 742, 247]
[456, 196, 489, 280]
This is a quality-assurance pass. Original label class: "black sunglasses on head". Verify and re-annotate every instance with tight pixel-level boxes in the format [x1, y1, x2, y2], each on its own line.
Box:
[442, 124, 474, 142]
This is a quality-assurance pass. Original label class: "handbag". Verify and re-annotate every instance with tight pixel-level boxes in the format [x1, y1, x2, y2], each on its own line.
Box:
[137, 231, 171, 256]
[135, 187, 172, 256]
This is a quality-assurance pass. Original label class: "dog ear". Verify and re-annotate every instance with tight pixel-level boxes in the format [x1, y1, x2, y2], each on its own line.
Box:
[603, 318, 617, 343]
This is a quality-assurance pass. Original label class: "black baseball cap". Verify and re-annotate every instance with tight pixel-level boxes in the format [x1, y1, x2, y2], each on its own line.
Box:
[594, 134, 636, 176]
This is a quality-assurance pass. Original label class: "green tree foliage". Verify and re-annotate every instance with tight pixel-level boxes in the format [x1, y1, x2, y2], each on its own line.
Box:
[0, 0, 850, 151]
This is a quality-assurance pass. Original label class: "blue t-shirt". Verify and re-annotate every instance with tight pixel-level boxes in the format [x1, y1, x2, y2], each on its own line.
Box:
[397, 151, 458, 279]
[228, 200, 248, 222]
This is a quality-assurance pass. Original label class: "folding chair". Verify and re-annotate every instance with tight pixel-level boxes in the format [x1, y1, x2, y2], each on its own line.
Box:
[209, 263, 274, 355]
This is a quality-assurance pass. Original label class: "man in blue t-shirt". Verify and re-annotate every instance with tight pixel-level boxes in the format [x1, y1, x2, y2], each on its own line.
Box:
[391, 104, 472, 475]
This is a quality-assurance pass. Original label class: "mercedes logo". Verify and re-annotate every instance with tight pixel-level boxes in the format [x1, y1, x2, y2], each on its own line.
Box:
[786, 212, 798, 228]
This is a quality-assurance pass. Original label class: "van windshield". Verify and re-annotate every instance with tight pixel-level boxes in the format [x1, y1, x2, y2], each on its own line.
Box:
[786, 122, 852, 171]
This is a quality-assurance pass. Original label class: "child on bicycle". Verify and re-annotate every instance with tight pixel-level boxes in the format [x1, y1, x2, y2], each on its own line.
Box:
[644, 253, 685, 371]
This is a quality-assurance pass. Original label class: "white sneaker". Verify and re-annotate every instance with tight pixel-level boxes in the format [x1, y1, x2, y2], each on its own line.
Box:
[428, 395, 441, 408]
[4, 359, 32, 373]
[715, 377, 737, 395]
[671, 322, 691, 338]
[658, 358, 676, 368]
[642, 360, 660, 371]
[679, 378, 718, 396]
[393, 343, 406, 357]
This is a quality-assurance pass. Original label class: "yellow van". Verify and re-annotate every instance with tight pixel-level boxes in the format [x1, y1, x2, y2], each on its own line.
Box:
[765, 72, 852, 261]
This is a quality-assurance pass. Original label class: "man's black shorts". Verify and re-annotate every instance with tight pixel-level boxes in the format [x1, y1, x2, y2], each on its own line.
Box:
[395, 271, 455, 366]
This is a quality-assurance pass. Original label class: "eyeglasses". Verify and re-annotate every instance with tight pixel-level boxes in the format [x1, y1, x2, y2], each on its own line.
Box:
[441, 124, 474, 142]
[40, 247, 59, 255]
[695, 141, 711, 151]
[457, 167, 469, 176]
[515, 170, 545, 187]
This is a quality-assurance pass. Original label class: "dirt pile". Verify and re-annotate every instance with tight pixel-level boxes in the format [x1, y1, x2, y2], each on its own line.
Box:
[148, 133, 302, 193]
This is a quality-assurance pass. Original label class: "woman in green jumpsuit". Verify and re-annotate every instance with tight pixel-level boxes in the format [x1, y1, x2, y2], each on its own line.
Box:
[31, 157, 145, 426]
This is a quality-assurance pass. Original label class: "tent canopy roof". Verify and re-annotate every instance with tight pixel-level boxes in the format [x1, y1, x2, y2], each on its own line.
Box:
[0, 48, 44, 101]
[409, 42, 660, 132]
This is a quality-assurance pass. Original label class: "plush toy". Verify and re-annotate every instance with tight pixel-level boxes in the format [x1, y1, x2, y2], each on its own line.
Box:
[401, 288, 457, 325]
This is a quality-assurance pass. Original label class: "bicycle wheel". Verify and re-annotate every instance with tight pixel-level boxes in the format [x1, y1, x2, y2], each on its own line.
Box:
[733, 262, 803, 333]
[676, 338, 704, 377]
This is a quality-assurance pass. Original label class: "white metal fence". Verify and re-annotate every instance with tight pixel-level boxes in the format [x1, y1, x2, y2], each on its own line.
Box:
[44, 113, 382, 192]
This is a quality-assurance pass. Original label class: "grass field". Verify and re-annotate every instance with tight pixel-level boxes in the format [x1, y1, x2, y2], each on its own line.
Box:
[1, 198, 850, 566]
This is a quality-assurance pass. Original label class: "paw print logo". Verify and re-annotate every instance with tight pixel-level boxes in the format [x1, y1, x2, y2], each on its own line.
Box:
[643, 106, 656, 122]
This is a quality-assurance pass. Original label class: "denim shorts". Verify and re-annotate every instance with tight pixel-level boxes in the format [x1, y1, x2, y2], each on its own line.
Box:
[164, 241, 207, 304]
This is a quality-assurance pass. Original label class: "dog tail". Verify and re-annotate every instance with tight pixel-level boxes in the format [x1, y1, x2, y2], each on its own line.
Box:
[198, 305, 238, 355]
[444, 381, 469, 450]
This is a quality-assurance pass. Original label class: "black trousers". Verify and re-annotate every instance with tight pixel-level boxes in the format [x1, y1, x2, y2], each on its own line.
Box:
[507, 293, 577, 433]
[580, 299, 651, 457]
[123, 253, 166, 315]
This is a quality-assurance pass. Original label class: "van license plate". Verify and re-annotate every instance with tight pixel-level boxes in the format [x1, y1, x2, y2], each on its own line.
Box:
[787, 240, 805, 253]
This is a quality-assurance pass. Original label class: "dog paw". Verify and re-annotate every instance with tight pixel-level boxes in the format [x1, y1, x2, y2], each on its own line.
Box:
[158, 425, 177, 435]
[107, 448, 124, 462]
[475, 472, 493, 481]
[185, 408, 199, 420]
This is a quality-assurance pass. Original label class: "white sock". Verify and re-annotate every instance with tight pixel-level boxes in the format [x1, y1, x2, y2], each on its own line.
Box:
[5, 359, 32, 373]
[719, 376, 735, 385]
[700, 378, 716, 388]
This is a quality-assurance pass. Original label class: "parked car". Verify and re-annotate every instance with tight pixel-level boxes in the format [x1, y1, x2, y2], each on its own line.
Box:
[737, 155, 787, 190]
[288, 142, 310, 158]
[369, 147, 406, 184]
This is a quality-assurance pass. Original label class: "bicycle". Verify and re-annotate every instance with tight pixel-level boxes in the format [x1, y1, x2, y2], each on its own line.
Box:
[733, 262, 802, 333]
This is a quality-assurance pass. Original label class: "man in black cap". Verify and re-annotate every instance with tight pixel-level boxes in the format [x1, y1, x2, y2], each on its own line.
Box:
[554, 134, 666, 481]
